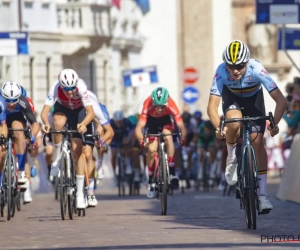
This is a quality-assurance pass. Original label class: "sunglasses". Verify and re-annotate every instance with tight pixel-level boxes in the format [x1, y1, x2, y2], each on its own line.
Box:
[154, 104, 166, 109]
[227, 63, 247, 70]
[5, 98, 19, 104]
[62, 86, 76, 91]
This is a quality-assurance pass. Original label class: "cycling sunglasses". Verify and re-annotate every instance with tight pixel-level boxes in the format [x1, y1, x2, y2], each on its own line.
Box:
[226, 63, 247, 70]
[62, 86, 76, 91]
[5, 98, 19, 104]
[154, 104, 167, 109]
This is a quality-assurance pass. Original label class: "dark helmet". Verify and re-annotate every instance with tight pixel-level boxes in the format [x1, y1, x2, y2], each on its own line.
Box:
[181, 111, 191, 123]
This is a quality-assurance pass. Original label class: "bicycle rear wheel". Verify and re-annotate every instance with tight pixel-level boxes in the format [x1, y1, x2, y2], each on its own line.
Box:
[60, 154, 67, 220]
[159, 152, 168, 216]
[244, 145, 256, 230]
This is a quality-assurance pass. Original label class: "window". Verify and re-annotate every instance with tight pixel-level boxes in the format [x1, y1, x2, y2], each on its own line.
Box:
[29, 57, 34, 100]
[46, 57, 51, 93]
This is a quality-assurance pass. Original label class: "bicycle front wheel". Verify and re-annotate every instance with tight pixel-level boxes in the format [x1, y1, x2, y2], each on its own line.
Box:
[59, 154, 67, 220]
[159, 152, 168, 216]
[5, 155, 13, 221]
[245, 145, 257, 230]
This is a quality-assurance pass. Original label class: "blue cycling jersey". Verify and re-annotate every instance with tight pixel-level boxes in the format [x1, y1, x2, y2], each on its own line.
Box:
[0, 96, 6, 124]
[99, 103, 110, 124]
[210, 59, 278, 98]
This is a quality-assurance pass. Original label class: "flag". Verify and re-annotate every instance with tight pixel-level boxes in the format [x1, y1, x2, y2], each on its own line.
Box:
[135, 0, 150, 15]
[111, 0, 120, 9]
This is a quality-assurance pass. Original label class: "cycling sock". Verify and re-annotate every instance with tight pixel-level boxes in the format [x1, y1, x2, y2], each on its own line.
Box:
[16, 154, 26, 171]
[76, 175, 85, 197]
[148, 166, 154, 183]
[88, 178, 94, 195]
[258, 170, 267, 196]
[168, 156, 175, 175]
[97, 157, 103, 170]
[53, 142, 62, 162]
[226, 142, 237, 160]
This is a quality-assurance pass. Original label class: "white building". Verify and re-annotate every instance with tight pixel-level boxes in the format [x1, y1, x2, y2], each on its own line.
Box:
[0, 0, 146, 117]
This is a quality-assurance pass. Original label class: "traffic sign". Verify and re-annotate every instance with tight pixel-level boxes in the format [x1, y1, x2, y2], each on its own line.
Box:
[183, 67, 199, 84]
[278, 28, 300, 50]
[182, 86, 199, 104]
[256, 0, 300, 24]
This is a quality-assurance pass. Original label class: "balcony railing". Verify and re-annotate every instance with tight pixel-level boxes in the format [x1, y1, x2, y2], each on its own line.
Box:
[57, 1, 111, 37]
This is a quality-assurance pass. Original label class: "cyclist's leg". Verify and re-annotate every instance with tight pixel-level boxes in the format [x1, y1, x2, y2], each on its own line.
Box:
[197, 141, 205, 180]
[250, 120, 272, 212]
[163, 127, 179, 188]
[146, 139, 158, 198]
[51, 103, 68, 176]
[9, 113, 28, 185]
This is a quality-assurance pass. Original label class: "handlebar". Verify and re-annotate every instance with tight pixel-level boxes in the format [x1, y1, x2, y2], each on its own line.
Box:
[220, 112, 276, 134]
[143, 128, 183, 145]
[42, 129, 101, 147]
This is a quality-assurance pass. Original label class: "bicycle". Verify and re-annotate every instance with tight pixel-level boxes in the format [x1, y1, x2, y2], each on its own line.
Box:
[194, 146, 210, 192]
[220, 112, 275, 230]
[116, 145, 134, 196]
[43, 129, 79, 220]
[143, 128, 182, 216]
[0, 127, 32, 221]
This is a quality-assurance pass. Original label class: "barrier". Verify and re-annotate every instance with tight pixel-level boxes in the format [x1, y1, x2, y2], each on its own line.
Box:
[277, 134, 300, 203]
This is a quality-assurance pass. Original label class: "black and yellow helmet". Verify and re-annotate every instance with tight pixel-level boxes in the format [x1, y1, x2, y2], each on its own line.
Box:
[223, 40, 250, 65]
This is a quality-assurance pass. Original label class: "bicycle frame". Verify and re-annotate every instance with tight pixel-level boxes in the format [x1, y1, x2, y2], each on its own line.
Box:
[220, 111, 276, 230]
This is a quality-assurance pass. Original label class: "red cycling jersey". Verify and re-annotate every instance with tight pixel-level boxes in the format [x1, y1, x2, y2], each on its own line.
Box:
[139, 96, 183, 124]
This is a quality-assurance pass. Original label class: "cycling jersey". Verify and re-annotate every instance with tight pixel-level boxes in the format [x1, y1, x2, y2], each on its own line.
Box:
[140, 96, 182, 124]
[210, 59, 278, 98]
[0, 96, 6, 124]
[198, 123, 216, 148]
[6, 95, 37, 125]
[99, 103, 110, 122]
[45, 79, 91, 109]
[110, 118, 135, 147]
[87, 91, 109, 126]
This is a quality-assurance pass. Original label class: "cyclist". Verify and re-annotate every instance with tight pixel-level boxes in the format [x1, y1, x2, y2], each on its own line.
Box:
[84, 91, 113, 206]
[175, 111, 197, 188]
[95, 102, 113, 180]
[207, 40, 287, 213]
[0, 82, 40, 194]
[197, 120, 216, 182]
[41, 68, 95, 209]
[127, 114, 143, 182]
[193, 110, 205, 127]
[135, 87, 187, 198]
[0, 92, 8, 189]
[110, 110, 135, 184]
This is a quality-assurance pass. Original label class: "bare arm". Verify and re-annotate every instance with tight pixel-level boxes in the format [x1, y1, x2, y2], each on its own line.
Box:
[269, 89, 288, 124]
[41, 105, 52, 126]
[135, 120, 146, 143]
[176, 121, 187, 140]
[207, 95, 222, 129]
[82, 105, 95, 126]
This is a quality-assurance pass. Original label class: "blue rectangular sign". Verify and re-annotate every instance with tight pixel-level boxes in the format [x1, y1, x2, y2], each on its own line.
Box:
[0, 32, 29, 54]
[278, 28, 300, 50]
[122, 65, 158, 87]
[256, 0, 300, 24]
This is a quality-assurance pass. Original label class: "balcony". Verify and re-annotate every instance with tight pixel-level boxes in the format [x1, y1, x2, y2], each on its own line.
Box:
[56, 1, 112, 37]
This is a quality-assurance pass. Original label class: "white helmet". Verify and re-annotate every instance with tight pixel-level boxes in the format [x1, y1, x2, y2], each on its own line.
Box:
[58, 69, 79, 88]
[223, 40, 250, 65]
[1, 81, 21, 100]
[113, 110, 124, 121]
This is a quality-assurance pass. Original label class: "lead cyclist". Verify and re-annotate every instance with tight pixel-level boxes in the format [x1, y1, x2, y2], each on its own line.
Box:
[207, 40, 287, 213]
